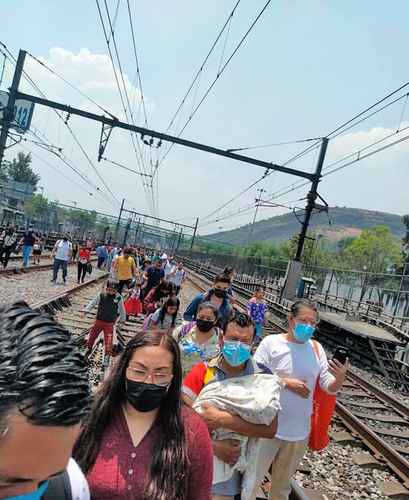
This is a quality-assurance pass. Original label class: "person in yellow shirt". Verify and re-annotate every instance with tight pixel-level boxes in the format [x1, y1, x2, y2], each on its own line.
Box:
[112, 247, 139, 293]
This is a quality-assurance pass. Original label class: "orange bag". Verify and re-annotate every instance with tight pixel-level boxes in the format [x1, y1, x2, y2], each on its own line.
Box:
[308, 340, 337, 451]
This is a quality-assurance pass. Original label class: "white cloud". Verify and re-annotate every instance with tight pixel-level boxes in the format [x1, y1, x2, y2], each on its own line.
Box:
[5, 47, 157, 214]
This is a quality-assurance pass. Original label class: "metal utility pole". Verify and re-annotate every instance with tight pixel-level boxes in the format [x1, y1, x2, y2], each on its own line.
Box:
[133, 218, 141, 245]
[248, 187, 266, 245]
[294, 138, 329, 261]
[122, 218, 131, 247]
[114, 198, 125, 242]
[175, 227, 183, 253]
[190, 217, 199, 250]
[0, 50, 26, 166]
[280, 138, 328, 302]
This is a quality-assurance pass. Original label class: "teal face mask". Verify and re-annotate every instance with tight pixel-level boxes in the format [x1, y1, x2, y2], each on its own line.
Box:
[293, 323, 315, 343]
[222, 340, 251, 367]
[4, 481, 49, 500]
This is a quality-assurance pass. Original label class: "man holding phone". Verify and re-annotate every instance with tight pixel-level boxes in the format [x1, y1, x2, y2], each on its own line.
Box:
[254, 299, 348, 500]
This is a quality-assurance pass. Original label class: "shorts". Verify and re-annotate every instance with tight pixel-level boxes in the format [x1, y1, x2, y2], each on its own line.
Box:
[33, 249, 42, 255]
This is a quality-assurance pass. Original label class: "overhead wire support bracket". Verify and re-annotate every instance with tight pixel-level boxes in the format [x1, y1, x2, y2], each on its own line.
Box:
[313, 192, 329, 213]
[15, 90, 316, 181]
[98, 120, 115, 162]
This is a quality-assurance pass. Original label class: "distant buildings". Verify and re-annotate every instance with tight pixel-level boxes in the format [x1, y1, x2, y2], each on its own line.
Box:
[0, 180, 34, 225]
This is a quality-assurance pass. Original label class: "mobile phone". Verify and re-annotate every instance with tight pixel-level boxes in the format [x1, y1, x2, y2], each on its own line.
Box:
[332, 346, 349, 365]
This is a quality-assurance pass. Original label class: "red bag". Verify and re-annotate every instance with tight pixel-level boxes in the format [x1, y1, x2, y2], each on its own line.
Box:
[124, 296, 142, 316]
[308, 340, 337, 451]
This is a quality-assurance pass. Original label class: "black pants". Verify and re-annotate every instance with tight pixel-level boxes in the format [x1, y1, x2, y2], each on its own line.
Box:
[117, 279, 132, 294]
[78, 262, 87, 282]
[0, 246, 13, 268]
[53, 259, 68, 282]
[97, 256, 106, 269]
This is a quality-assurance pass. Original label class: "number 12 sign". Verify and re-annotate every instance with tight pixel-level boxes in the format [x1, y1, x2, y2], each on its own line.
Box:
[0, 90, 35, 134]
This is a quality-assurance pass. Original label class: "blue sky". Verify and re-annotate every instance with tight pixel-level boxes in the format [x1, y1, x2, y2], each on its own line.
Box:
[1, 1, 409, 234]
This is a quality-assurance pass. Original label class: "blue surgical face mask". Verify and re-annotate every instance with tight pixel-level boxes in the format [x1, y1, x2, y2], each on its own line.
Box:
[222, 340, 251, 367]
[293, 323, 315, 343]
[4, 481, 49, 500]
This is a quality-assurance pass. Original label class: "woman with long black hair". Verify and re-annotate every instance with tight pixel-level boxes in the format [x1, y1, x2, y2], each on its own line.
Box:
[74, 330, 213, 500]
[144, 296, 180, 331]
[143, 279, 174, 315]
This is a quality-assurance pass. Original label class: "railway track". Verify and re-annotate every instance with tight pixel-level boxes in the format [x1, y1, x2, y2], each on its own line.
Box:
[0, 253, 97, 276]
[185, 267, 409, 498]
[26, 270, 310, 500]
[185, 271, 323, 500]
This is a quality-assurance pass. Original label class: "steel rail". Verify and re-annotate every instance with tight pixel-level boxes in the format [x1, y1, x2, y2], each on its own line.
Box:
[184, 264, 409, 489]
[335, 402, 409, 488]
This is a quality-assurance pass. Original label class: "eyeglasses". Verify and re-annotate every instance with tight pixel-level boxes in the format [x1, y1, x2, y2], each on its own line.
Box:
[126, 366, 173, 387]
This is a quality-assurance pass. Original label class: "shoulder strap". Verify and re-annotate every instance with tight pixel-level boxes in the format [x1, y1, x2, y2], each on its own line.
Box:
[43, 470, 72, 500]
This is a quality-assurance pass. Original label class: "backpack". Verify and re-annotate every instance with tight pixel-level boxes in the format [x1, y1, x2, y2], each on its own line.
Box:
[43, 470, 72, 500]
[308, 340, 337, 451]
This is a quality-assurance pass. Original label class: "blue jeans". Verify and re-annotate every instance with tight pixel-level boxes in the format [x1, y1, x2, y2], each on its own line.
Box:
[53, 258, 68, 282]
[255, 321, 263, 338]
[22, 245, 33, 268]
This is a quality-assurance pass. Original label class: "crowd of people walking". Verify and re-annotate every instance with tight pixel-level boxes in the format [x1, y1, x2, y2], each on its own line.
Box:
[0, 239, 348, 500]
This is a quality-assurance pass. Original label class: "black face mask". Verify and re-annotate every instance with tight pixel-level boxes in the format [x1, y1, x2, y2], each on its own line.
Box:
[196, 319, 215, 332]
[125, 378, 167, 412]
[213, 288, 227, 299]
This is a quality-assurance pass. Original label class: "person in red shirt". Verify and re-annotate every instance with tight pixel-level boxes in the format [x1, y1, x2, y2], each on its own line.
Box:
[77, 243, 91, 284]
[73, 329, 213, 500]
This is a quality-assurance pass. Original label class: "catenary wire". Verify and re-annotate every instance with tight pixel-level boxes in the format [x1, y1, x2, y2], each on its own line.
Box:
[96, 0, 154, 212]
[163, 0, 242, 137]
[0, 41, 119, 206]
[154, 0, 272, 177]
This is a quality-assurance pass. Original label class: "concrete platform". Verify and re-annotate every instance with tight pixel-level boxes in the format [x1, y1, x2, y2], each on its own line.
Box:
[319, 311, 401, 344]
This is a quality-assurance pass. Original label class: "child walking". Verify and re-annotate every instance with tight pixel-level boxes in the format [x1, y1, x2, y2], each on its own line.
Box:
[247, 287, 268, 342]
[83, 279, 126, 365]
[143, 296, 180, 331]
[124, 284, 143, 319]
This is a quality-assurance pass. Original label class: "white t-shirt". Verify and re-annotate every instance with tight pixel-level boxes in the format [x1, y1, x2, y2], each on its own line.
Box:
[164, 261, 174, 278]
[170, 268, 185, 286]
[54, 240, 72, 261]
[254, 334, 335, 441]
[67, 458, 90, 500]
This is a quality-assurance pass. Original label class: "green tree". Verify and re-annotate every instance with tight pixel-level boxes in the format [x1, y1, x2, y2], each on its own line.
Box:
[403, 215, 409, 264]
[342, 225, 402, 273]
[0, 160, 8, 183]
[24, 193, 49, 220]
[68, 209, 97, 233]
[337, 236, 356, 252]
[6, 152, 40, 188]
[280, 232, 334, 268]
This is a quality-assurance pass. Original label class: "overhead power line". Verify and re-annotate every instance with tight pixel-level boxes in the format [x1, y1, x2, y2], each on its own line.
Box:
[1, 41, 119, 207]
[96, 0, 155, 213]
[163, 0, 242, 137]
[154, 0, 272, 177]
[226, 136, 323, 153]
[201, 80, 409, 224]
[126, 0, 148, 127]
[26, 51, 118, 119]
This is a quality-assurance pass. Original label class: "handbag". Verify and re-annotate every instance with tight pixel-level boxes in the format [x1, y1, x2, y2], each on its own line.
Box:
[86, 262, 93, 275]
[308, 340, 337, 451]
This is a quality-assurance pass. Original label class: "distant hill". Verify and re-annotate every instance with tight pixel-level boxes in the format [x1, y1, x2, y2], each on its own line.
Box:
[204, 207, 406, 246]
